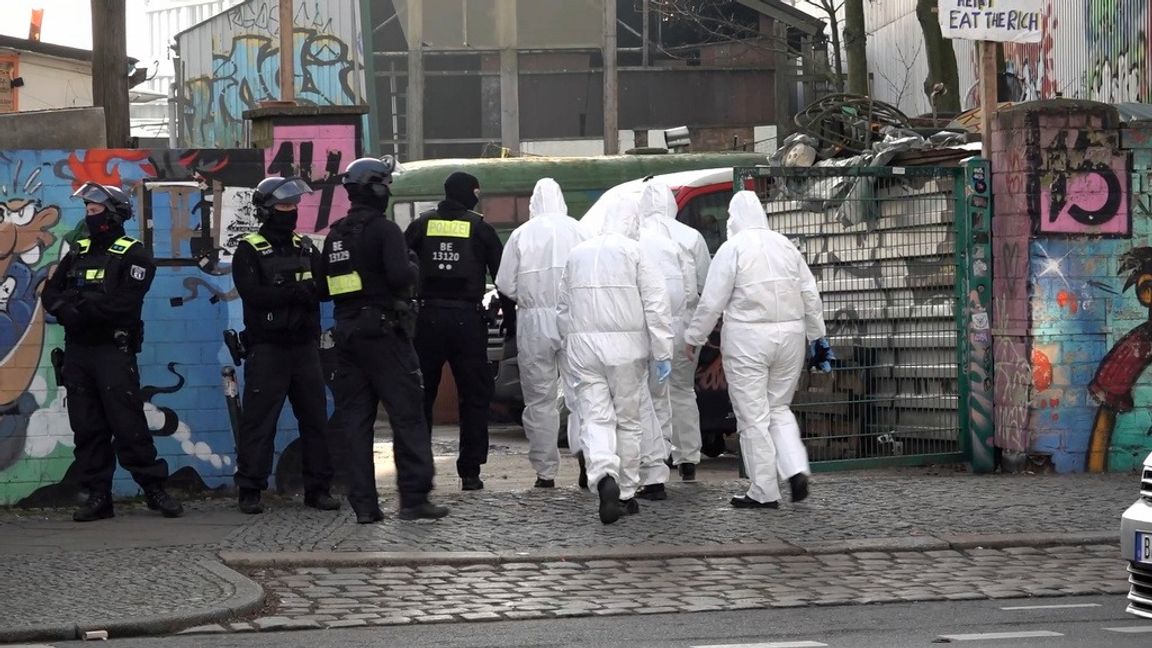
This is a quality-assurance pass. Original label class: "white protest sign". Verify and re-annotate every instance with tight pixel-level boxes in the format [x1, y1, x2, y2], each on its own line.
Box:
[939, 0, 1042, 43]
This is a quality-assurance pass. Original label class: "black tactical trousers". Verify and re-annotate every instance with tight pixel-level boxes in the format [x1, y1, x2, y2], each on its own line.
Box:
[332, 324, 435, 513]
[234, 341, 334, 493]
[413, 303, 493, 478]
[62, 343, 169, 494]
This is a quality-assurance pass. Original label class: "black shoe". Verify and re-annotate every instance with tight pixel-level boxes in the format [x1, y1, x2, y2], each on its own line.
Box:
[730, 495, 780, 509]
[73, 492, 114, 522]
[620, 498, 640, 515]
[356, 508, 385, 524]
[577, 453, 588, 490]
[534, 478, 555, 489]
[679, 463, 697, 482]
[664, 454, 674, 468]
[238, 488, 263, 515]
[398, 502, 450, 520]
[789, 473, 810, 503]
[144, 487, 184, 518]
[461, 476, 485, 491]
[637, 484, 667, 501]
[597, 476, 622, 525]
[304, 490, 341, 511]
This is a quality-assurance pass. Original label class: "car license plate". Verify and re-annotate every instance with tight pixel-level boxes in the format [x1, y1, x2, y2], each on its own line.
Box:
[1138, 532, 1152, 564]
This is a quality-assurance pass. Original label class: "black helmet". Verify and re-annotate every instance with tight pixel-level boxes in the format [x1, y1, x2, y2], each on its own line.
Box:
[72, 182, 133, 222]
[341, 156, 400, 188]
[252, 176, 312, 221]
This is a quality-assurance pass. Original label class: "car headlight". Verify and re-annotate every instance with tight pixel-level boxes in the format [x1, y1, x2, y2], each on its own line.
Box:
[1143, 466, 1152, 503]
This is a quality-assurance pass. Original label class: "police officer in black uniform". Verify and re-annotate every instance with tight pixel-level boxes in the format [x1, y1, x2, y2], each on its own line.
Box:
[41, 183, 183, 522]
[231, 176, 340, 515]
[319, 157, 448, 523]
[405, 172, 505, 491]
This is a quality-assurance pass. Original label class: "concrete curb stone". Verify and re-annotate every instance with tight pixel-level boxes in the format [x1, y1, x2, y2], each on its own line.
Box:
[0, 559, 266, 644]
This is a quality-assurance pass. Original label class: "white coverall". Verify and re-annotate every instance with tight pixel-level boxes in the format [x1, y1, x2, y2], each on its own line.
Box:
[636, 184, 697, 486]
[558, 196, 674, 501]
[684, 191, 826, 503]
[495, 178, 588, 481]
[640, 183, 706, 467]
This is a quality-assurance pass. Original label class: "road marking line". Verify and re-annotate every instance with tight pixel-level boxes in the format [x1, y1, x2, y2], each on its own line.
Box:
[937, 631, 1064, 641]
[692, 642, 828, 648]
[1000, 603, 1102, 610]
[1104, 625, 1152, 633]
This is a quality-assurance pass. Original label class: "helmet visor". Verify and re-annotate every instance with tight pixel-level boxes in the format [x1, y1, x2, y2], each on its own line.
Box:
[71, 182, 115, 205]
[266, 177, 314, 205]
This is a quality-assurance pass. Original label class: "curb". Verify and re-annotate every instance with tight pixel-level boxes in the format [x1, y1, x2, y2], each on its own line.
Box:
[219, 531, 1121, 569]
[0, 559, 266, 644]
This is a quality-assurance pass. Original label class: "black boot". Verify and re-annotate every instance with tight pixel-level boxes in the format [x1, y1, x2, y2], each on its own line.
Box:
[577, 452, 588, 490]
[144, 486, 184, 518]
[398, 501, 450, 521]
[678, 463, 697, 482]
[73, 492, 114, 522]
[620, 497, 640, 515]
[597, 476, 622, 525]
[637, 484, 667, 501]
[461, 476, 485, 491]
[238, 488, 264, 515]
[304, 490, 341, 511]
[730, 495, 779, 509]
[789, 473, 810, 503]
[355, 507, 385, 524]
[534, 477, 556, 489]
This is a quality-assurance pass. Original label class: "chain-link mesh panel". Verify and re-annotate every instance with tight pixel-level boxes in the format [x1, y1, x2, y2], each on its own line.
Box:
[738, 166, 962, 462]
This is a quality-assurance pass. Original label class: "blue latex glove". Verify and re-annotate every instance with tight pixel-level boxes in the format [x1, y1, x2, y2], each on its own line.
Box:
[808, 338, 835, 373]
[655, 359, 673, 384]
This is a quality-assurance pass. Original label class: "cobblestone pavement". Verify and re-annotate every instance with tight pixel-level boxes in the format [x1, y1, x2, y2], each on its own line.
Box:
[218, 472, 1133, 553]
[216, 544, 1127, 631]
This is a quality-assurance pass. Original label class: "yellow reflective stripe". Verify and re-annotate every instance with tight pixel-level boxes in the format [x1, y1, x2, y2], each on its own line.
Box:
[326, 272, 362, 295]
[427, 219, 471, 238]
[297, 271, 313, 281]
[243, 233, 271, 251]
[84, 269, 105, 280]
[108, 236, 138, 256]
[76, 238, 91, 254]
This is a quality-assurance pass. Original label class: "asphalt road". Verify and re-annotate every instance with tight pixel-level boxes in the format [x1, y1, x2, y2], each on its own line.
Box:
[9, 595, 1147, 648]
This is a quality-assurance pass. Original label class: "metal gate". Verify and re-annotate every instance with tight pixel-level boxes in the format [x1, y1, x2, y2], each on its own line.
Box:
[735, 164, 969, 469]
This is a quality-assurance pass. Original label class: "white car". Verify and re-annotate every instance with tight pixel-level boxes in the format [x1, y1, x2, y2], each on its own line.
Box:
[1121, 451, 1152, 618]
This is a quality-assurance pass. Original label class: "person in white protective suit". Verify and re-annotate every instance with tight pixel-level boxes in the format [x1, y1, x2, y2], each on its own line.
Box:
[558, 194, 674, 524]
[634, 184, 697, 501]
[684, 191, 826, 508]
[495, 178, 588, 488]
[639, 182, 708, 481]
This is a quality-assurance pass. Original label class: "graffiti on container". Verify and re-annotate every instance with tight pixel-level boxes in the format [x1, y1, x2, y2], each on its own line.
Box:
[1032, 128, 1130, 236]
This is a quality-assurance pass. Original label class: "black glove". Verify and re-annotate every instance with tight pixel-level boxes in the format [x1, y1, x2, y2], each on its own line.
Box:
[55, 302, 82, 328]
[291, 281, 318, 305]
[499, 315, 516, 339]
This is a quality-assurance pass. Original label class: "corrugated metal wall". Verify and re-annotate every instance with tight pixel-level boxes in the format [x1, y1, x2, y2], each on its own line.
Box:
[867, 0, 1150, 116]
[176, 0, 364, 147]
[143, 1, 245, 95]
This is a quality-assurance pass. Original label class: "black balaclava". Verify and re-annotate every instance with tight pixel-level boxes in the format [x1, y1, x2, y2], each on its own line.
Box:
[84, 205, 118, 240]
[347, 183, 391, 212]
[444, 172, 480, 210]
[263, 208, 299, 234]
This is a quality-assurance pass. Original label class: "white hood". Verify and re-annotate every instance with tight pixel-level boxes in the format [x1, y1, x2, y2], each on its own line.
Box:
[529, 177, 567, 219]
[727, 190, 767, 239]
[639, 182, 677, 238]
[602, 192, 642, 240]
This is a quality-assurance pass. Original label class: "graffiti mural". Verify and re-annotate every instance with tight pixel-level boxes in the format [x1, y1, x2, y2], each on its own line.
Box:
[1032, 128, 1131, 236]
[0, 138, 358, 504]
[265, 124, 355, 233]
[1084, 0, 1150, 104]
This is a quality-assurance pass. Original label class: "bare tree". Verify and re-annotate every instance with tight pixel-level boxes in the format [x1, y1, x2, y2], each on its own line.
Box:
[801, 0, 845, 92]
[873, 39, 923, 107]
[842, 0, 868, 95]
[915, 0, 960, 112]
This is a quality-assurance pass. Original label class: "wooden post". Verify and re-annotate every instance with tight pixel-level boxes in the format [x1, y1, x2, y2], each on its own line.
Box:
[406, 3, 425, 160]
[278, 0, 296, 103]
[979, 40, 997, 146]
[602, 0, 619, 155]
[91, 0, 130, 147]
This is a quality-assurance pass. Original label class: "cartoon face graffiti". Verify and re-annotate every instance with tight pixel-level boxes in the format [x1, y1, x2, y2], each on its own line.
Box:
[0, 198, 59, 406]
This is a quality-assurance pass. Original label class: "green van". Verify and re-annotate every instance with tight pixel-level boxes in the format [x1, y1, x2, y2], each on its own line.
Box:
[387, 152, 769, 237]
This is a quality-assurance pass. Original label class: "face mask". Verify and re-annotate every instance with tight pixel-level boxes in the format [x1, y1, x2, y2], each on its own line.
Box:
[265, 209, 298, 231]
[460, 191, 480, 211]
[370, 184, 391, 210]
[85, 210, 112, 235]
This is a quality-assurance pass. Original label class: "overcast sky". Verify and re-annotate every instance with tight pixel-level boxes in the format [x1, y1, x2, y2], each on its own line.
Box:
[0, 0, 151, 57]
